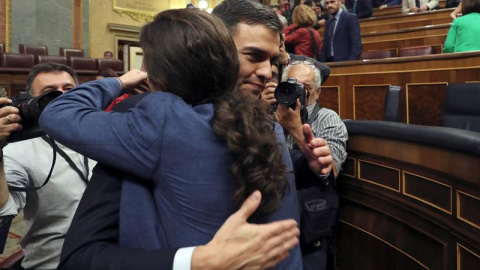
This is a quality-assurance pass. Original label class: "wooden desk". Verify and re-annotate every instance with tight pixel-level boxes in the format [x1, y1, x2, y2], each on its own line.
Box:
[320, 51, 480, 125]
[372, 5, 401, 18]
[336, 120, 480, 270]
[362, 24, 450, 43]
[362, 33, 448, 52]
[360, 17, 451, 34]
[359, 8, 454, 27]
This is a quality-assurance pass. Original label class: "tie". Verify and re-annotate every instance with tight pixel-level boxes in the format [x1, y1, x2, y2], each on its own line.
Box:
[352, 0, 358, 14]
[329, 18, 337, 57]
[415, 0, 421, 8]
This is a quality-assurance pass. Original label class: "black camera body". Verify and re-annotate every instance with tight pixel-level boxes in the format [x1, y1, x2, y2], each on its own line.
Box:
[1, 90, 63, 143]
[274, 78, 308, 123]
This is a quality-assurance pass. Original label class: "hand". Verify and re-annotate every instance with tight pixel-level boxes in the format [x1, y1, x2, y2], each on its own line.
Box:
[379, 4, 387, 10]
[0, 98, 22, 147]
[299, 124, 334, 177]
[419, 5, 428, 12]
[275, 100, 303, 137]
[192, 191, 300, 270]
[318, 19, 326, 26]
[118, 69, 148, 90]
[409, 7, 419, 12]
[260, 82, 277, 105]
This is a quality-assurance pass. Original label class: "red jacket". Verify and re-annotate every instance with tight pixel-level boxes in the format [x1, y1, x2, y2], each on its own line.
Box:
[284, 25, 322, 60]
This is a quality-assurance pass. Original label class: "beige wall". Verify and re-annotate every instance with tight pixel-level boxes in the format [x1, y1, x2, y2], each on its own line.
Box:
[90, 0, 192, 59]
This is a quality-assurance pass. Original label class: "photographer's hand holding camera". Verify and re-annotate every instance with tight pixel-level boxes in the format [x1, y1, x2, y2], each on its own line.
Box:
[267, 61, 347, 180]
[0, 97, 22, 208]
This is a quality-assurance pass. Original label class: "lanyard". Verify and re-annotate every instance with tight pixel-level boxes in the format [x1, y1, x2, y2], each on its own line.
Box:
[41, 136, 89, 184]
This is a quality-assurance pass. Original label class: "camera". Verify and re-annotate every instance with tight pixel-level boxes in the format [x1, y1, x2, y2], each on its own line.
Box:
[1, 90, 63, 143]
[274, 78, 308, 123]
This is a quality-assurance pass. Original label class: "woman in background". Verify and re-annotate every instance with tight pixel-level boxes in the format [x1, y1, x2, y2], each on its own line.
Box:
[284, 5, 323, 60]
[444, 0, 480, 53]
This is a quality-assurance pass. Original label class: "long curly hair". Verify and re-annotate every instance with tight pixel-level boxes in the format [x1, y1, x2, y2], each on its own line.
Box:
[140, 8, 289, 219]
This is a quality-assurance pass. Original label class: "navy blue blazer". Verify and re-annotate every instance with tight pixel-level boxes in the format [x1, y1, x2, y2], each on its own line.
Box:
[345, 0, 373, 19]
[321, 11, 362, 62]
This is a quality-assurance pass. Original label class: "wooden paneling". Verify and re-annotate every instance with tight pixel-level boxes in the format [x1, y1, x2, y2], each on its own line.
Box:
[323, 51, 480, 124]
[457, 191, 480, 230]
[359, 8, 454, 27]
[337, 122, 480, 270]
[361, 17, 451, 34]
[363, 34, 447, 52]
[353, 84, 389, 120]
[403, 171, 452, 214]
[362, 24, 450, 43]
[358, 159, 401, 192]
[372, 5, 402, 18]
[406, 83, 448, 126]
[318, 86, 340, 115]
[458, 244, 480, 270]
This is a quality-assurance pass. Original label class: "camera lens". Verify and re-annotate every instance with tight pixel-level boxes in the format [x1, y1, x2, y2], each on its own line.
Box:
[275, 82, 298, 107]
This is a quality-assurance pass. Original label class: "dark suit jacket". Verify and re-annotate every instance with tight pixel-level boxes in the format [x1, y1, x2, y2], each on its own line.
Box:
[345, 0, 373, 19]
[58, 93, 177, 270]
[321, 11, 362, 62]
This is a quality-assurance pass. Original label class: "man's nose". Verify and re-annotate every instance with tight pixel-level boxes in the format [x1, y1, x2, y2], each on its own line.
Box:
[257, 61, 273, 82]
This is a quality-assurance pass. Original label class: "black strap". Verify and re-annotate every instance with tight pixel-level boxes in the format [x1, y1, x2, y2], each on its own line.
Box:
[42, 136, 89, 184]
[8, 136, 57, 192]
[306, 27, 321, 61]
[307, 103, 321, 127]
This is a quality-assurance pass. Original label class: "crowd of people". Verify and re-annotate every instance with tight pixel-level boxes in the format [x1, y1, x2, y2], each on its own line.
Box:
[0, 0, 478, 270]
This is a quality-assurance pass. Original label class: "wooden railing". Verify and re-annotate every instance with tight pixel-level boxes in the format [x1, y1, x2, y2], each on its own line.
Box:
[336, 120, 480, 270]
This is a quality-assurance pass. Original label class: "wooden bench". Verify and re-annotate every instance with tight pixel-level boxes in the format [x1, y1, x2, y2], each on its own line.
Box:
[360, 16, 451, 34]
[361, 23, 450, 43]
[359, 8, 454, 27]
[362, 34, 447, 53]
[320, 51, 480, 125]
[372, 5, 402, 18]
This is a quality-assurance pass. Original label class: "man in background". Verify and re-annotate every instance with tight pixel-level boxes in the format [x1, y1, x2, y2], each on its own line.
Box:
[321, 0, 362, 62]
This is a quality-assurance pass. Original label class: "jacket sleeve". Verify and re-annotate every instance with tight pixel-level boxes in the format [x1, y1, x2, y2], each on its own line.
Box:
[443, 22, 457, 53]
[39, 78, 163, 179]
[284, 25, 302, 46]
[402, 0, 410, 13]
[58, 164, 178, 270]
[426, 0, 439, 10]
[348, 16, 363, 60]
[321, 21, 330, 62]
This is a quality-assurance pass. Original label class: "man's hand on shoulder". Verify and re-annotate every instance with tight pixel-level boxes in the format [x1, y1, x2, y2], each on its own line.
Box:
[191, 191, 299, 270]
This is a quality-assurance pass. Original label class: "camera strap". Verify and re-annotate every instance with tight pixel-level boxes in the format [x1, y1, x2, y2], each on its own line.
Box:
[41, 136, 89, 184]
[307, 103, 321, 127]
[8, 136, 57, 192]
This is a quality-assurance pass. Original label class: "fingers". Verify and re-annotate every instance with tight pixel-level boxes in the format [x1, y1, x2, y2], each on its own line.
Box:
[256, 221, 299, 268]
[235, 190, 262, 221]
[302, 124, 313, 144]
[0, 98, 12, 106]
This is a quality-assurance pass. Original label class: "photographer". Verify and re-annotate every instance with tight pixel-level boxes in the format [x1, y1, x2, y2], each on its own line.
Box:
[261, 60, 347, 270]
[0, 62, 97, 269]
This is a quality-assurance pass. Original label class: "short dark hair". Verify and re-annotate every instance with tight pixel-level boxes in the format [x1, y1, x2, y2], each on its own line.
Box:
[103, 51, 113, 56]
[26, 62, 78, 94]
[96, 67, 118, 78]
[212, 0, 282, 36]
[140, 8, 238, 105]
[462, 0, 480, 15]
